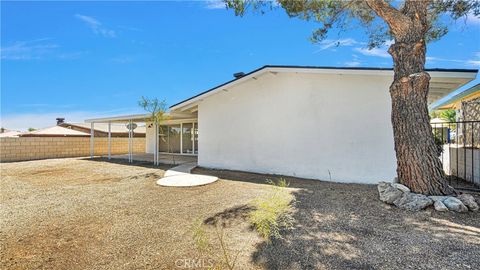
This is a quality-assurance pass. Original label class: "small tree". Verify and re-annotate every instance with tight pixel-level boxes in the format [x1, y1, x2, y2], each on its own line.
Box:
[138, 96, 174, 163]
[224, 0, 480, 195]
[138, 96, 168, 123]
[27, 127, 36, 132]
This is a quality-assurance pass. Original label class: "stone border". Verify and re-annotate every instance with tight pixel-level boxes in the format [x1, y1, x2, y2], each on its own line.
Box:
[378, 182, 479, 212]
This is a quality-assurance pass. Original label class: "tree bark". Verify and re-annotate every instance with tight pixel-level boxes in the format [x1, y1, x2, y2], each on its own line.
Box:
[368, 0, 456, 195]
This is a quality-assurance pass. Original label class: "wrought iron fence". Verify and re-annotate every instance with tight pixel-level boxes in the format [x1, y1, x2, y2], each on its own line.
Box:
[431, 120, 480, 192]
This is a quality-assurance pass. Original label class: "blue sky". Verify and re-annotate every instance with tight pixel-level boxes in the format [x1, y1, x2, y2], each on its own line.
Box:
[1, 1, 479, 131]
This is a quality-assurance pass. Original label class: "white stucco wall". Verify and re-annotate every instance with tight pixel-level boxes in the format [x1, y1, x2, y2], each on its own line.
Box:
[197, 72, 397, 184]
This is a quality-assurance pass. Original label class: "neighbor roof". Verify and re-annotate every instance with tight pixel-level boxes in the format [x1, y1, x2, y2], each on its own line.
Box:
[170, 65, 478, 111]
[63, 122, 146, 134]
[432, 83, 480, 110]
[0, 131, 22, 137]
[20, 126, 90, 137]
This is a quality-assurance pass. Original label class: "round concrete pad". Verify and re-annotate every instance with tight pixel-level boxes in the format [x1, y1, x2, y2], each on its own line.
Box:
[157, 174, 218, 187]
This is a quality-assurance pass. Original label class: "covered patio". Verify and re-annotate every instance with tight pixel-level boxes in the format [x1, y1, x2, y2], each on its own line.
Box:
[85, 111, 198, 166]
[110, 153, 197, 165]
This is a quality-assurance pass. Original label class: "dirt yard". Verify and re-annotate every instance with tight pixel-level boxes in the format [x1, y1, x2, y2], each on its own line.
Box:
[1, 158, 479, 270]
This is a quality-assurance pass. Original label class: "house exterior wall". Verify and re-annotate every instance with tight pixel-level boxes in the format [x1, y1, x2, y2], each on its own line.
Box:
[197, 72, 397, 184]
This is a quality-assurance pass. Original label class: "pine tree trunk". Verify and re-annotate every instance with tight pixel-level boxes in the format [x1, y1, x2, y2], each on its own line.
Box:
[388, 16, 456, 195]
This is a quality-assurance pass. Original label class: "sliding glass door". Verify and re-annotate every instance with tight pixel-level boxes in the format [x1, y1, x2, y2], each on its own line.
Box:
[182, 123, 193, 154]
[159, 122, 197, 155]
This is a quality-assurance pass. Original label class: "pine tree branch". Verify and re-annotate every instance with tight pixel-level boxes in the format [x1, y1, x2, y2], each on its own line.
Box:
[365, 0, 411, 39]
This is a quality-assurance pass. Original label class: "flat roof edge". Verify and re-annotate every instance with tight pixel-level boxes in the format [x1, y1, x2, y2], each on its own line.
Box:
[85, 113, 151, 123]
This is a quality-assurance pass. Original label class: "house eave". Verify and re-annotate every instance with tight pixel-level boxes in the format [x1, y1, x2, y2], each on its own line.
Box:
[170, 65, 478, 112]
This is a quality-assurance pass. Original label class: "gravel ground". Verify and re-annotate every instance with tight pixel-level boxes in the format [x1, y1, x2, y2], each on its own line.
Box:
[1, 158, 479, 270]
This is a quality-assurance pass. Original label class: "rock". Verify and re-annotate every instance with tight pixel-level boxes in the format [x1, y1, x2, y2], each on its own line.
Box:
[393, 193, 433, 211]
[434, 200, 449, 212]
[392, 183, 410, 193]
[457, 194, 479, 211]
[378, 182, 403, 204]
[443, 197, 468, 212]
[429, 196, 449, 203]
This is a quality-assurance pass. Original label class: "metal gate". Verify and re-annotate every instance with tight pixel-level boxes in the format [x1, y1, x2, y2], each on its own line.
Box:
[432, 120, 480, 192]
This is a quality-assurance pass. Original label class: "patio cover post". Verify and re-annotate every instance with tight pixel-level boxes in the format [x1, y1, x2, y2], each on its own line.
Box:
[90, 122, 94, 159]
[156, 121, 160, 165]
[128, 120, 132, 163]
[154, 120, 158, 166]
[108, 122, 111, 160]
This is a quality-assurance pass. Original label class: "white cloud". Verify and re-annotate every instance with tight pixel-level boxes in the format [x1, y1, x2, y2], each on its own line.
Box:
[354, 47, 390, 58]
[466, 12, 480, 25]
[467, 52, 480, 66]
[344, 61, 361, 67]
[352, 40, 393, 59]
[426, 56, 462, 63]
[1, 39, 88, 61]
[467, 60, 480, 66]
[75, 14, 116, 38]
[427, 52, 480, 67]
[384, 39, 394, 46]
[0, 38, 59, 60]
[316, 38, 360, 51]
[118, 25, 143, 32]
[205, 1, 226, 9]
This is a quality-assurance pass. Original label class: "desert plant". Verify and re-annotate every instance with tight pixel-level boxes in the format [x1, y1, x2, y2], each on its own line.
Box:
[249, 178, 295, 242]
[191, 219, 242, 270]
[138, 96, 176, 164]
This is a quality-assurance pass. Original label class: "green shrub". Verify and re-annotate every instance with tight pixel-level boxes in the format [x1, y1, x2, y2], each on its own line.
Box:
[249, 178, 295, 241]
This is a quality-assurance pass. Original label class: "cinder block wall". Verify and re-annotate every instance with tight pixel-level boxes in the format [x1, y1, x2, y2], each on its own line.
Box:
[0, 137, 145, 162]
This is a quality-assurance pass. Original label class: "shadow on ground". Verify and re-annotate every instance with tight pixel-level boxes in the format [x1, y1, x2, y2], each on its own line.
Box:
[196, 168, 480, 270]
[80, 157, 175, 171]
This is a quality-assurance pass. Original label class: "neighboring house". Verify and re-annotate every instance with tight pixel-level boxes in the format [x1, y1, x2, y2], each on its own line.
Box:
[19, 126, 90, 137]
[87, 65, 477, 184]
[432, 83, 480, 147]
[58, 121, 146, 137]
[0, 129, 22, 137]
[433, 83, 480, 112]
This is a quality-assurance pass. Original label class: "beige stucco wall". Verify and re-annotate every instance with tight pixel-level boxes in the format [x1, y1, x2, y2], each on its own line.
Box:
[0, 137, 145, 162]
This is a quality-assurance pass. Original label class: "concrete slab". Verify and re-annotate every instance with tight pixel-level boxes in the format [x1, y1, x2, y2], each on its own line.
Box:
[158, 174, 218, 187]
[163, 162, 197, 177]
[157, 162, 218, 187]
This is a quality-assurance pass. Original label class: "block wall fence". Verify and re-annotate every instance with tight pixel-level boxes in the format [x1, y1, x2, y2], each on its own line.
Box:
[0, 137, 145, 162]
